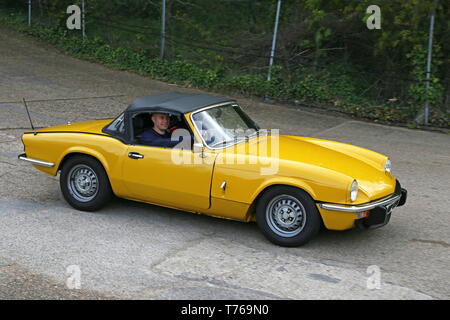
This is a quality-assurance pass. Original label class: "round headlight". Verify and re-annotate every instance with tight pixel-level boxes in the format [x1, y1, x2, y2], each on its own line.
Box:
[350, 180, 358, 202]
[385, 158, 391, 173]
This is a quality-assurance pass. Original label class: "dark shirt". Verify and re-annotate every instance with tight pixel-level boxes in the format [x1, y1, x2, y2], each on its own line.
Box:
[141, 128, 181, 148]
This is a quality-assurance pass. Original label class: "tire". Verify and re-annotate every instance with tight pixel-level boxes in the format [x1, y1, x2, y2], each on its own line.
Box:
[60, 155, 113, 211]
[256, 186, 321, 247]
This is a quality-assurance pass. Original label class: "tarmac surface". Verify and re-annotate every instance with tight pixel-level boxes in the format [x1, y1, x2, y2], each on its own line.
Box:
[0, 26, 449, 300]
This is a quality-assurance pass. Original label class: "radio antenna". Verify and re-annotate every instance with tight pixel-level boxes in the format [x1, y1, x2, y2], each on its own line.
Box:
[23, 98, 36, 135]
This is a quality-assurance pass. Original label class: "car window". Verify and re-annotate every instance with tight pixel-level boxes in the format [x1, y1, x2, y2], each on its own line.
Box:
[133, 112, 193, 149]
[105, 113, 125, 135]
[192, 104, 259, 148]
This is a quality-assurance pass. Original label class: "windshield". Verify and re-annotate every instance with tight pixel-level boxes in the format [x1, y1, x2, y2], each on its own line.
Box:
[192, 104, 260, 148]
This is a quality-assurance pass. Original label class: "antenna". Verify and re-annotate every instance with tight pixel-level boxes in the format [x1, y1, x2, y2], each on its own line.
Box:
[23, 98, 37, 135]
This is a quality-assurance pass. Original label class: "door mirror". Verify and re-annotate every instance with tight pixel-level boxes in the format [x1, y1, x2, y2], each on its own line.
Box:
[193, 142, 204, 153]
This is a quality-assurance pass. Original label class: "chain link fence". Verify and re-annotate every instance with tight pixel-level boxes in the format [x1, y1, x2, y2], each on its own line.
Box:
[0, 0, 448, 128]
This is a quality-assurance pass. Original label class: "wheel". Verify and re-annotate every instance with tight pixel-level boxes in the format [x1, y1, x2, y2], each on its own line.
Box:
[60, 155, 113, 211]
[256, 186, 321, 247]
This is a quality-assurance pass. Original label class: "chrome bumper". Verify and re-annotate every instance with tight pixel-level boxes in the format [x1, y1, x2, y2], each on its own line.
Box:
[319, 181, 406, 213]
[18, 153, 54, 168]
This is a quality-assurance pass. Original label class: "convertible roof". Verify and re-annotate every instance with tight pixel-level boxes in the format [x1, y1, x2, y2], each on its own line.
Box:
[125, 92, 234, 114]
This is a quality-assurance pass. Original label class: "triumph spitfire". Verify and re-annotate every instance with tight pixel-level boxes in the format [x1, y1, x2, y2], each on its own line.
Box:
[19, 92, 407, 246]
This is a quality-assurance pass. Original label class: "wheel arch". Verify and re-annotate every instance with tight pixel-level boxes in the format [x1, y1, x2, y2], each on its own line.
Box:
[251, 182, 324, 246]
[58, 151, 115, 211]
[246, 181, 318, 222]
[58, 150, 118, 196]
[58, 149, 110, 174]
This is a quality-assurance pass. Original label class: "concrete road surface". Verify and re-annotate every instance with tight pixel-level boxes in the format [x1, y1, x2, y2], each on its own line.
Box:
[0, 26, 449, 300]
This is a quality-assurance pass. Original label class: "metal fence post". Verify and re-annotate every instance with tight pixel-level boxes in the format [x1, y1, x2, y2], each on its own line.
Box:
[160, 0, 166, 60]
[423, 0, 438, 126]
[267, 0, 282, 81]
[28, 0, 32, 26]
[82, 0, 86, 39]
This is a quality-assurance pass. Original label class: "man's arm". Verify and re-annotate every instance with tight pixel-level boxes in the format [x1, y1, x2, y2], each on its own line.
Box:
[141, 130, 181, 148]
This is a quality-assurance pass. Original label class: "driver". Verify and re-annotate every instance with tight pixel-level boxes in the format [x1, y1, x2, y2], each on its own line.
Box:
[141, 113, 184, 148]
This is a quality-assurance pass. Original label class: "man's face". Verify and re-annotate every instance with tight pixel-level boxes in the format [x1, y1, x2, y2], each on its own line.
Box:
[151, 113, 170, 131]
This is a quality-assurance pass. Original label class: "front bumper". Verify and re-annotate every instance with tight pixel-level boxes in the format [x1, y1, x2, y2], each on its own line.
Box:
[319, 180, 407, 230]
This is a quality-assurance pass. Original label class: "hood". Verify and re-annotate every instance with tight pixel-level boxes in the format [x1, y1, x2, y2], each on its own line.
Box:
[239, 134, 396, 200]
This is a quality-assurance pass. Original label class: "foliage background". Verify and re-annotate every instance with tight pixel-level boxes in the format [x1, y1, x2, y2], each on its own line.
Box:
[0, 0, 448, 128]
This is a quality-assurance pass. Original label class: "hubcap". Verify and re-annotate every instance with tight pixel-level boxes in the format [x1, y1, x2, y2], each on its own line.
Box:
[67, 164, 99, 202]
[266, 195, 306, 237]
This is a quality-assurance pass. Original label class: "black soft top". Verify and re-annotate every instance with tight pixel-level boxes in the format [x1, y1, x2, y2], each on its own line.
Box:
[125, 92, 234, 114]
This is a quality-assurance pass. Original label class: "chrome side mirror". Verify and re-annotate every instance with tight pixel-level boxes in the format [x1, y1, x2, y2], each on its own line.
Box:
[192, 142, 204, 154]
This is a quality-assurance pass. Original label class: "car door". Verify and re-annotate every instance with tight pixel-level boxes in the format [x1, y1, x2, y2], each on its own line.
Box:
[122, 145, 217, 210]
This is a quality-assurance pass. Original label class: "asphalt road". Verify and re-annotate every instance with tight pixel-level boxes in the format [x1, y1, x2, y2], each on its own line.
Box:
[0, 27, 449, 300]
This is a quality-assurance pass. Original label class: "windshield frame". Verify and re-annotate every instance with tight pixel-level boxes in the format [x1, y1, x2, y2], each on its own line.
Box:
[189, 102, 260, 150]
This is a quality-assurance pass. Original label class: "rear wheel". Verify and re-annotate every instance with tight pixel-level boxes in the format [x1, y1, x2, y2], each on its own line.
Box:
[256, 186, 321, 247]
[60, 155, 112, 211]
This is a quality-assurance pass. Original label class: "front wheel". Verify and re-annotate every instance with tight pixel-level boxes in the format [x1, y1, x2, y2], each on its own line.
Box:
[256, 186, 321, 247]
[60, 155, 113, 211]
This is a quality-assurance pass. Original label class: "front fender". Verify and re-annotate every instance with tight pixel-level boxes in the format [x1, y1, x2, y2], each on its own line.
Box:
[211, 155, 353, 205]
[248, 177, 318, 204]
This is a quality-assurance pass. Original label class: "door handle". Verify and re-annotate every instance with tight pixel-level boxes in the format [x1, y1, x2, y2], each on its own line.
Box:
[128, 152, 144, 159]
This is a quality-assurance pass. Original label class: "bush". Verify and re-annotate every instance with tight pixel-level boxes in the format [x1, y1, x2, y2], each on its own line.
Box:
[0, 10, 447, 129]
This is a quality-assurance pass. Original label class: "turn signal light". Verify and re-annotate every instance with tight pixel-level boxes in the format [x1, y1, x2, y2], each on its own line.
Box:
[356, 211, 370, 218]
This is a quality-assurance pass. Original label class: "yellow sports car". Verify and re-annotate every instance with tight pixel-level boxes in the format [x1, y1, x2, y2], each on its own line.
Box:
[19, 92, 407, 246]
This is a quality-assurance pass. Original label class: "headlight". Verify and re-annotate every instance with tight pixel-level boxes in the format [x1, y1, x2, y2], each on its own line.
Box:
[385, 158, 391, 173]
[350, 180, 358, 202]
